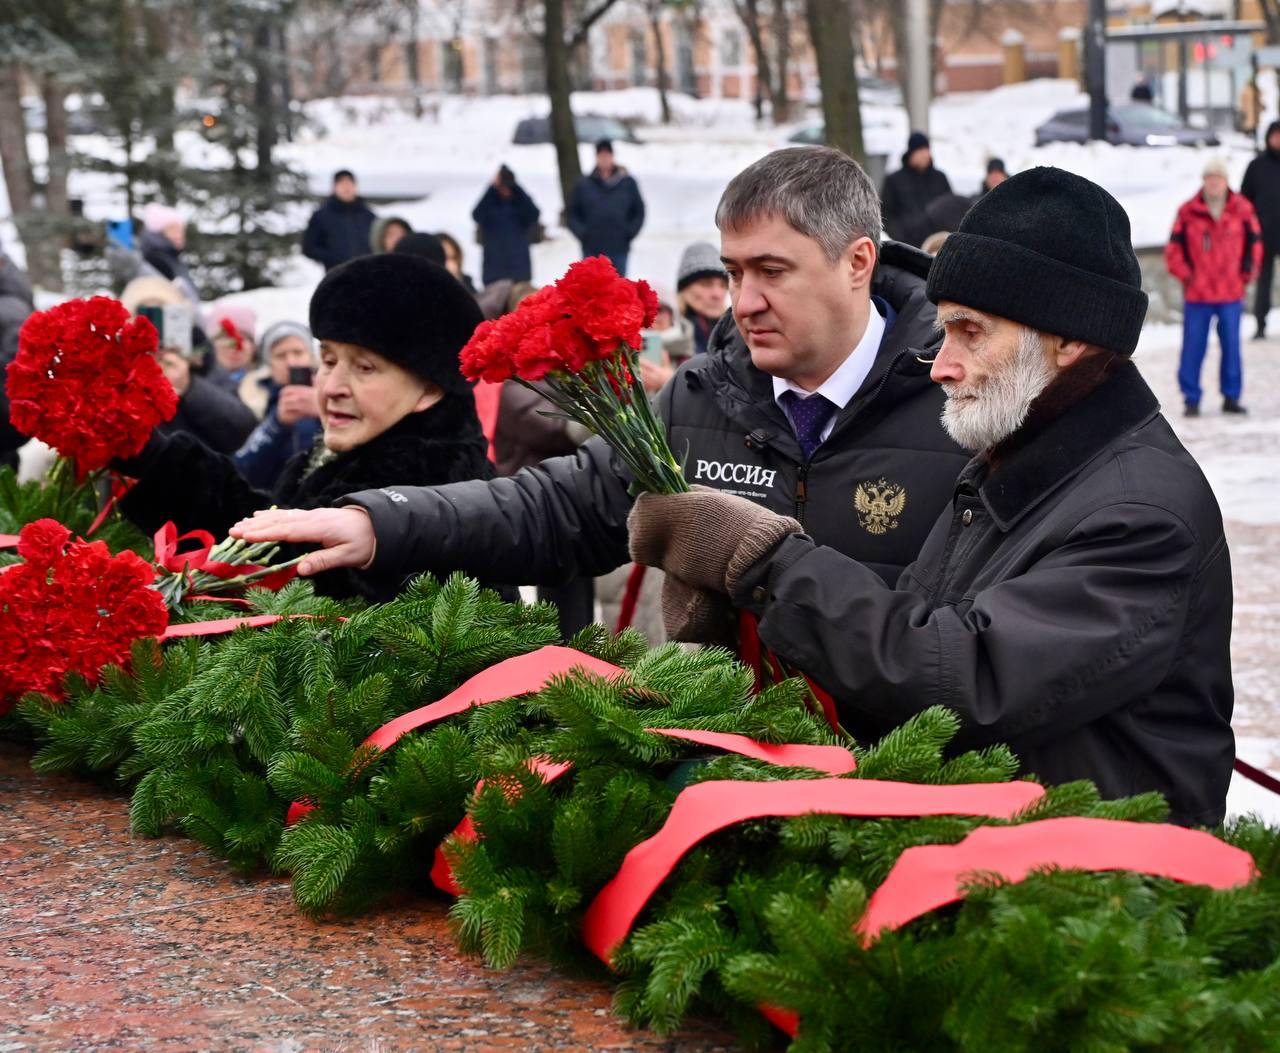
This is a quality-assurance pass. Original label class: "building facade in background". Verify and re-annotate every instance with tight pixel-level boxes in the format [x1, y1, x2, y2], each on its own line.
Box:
[290, 1, 1267, 105]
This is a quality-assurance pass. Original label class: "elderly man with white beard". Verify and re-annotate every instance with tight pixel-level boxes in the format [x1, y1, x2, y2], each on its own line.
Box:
[627, 167, 1236, 828]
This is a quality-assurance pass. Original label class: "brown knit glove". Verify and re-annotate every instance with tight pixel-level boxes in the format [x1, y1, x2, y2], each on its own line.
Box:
[659, 575, 736, 645]
[627, 486, 801, 641]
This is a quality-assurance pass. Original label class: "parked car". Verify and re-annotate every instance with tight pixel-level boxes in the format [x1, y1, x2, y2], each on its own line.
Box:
[513, 114, 641, 145]
[1034, 104, 1219, 147]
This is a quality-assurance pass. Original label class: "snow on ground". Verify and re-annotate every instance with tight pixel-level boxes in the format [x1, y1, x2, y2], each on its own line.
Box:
[3, 78, 1280, 820]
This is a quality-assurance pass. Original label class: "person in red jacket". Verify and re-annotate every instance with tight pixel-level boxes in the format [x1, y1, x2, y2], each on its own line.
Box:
[1165, 157, 1263, 416]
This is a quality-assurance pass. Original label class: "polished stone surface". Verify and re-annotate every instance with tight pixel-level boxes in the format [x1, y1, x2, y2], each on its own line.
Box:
[0, 743, 734, 1051]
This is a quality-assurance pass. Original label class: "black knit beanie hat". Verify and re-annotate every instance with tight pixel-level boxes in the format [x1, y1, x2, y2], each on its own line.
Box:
[309, 254, 482, 394]
[927, 167, 1148, 356]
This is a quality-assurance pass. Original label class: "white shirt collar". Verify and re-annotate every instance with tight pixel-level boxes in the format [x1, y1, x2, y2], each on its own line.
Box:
[771, 305, 887, 438]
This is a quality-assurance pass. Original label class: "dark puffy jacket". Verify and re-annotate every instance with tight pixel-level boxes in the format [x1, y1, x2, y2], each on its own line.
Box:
[473, 184, 540, 286]
[733, 362, 1234, 827]
[343, 243, 970, 591]
[158, 355, 258, 455]
[0, 254, 34, 463]
[139, 230, 190, 285]
[1241, 125, 1280, 250]
[120, 393, 494, 601]
[302, 196, 377, 271]
[1165, 190, 1262, 303]
[882, 164, 954, 247]
[233, 383, 323, 490]
[567, 168, 645, 260]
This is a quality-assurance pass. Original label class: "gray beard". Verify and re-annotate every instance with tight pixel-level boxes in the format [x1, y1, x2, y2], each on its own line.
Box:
[940, 327, 1056, 452]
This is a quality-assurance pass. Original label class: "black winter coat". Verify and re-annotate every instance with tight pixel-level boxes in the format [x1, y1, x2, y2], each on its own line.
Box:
[1241, 137, 1280, 250]
[0, 254, 34, 462]
[344, 243, 970, 591]
[882, 164, 953, 248]
[567, 169, 645, 260]
[158, 359, 258, 455]
[302, 196, 377, 271]
[473, 184, 540, 286]
[120, 394, 495, 601]
[733, 362, 1234, 827]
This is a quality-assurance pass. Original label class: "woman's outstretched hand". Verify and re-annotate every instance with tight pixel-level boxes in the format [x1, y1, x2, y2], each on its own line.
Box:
[229, 507, 377, 576]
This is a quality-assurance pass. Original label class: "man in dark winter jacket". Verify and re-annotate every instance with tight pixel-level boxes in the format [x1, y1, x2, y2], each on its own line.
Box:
[1241, 120, 1280, 338]
[302, 170, 377, 272]
[473, 166, 541, 286]
[230, 147, 970, 631]
[121, 254, 496, 602]
[629, 168, 1234, 828]
[567, 141, 645, 275]
[0, 252, 34, 469]
[881, 131, 953, 248]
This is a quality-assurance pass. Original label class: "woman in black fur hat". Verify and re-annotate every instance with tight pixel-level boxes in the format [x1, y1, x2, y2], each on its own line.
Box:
[118, 253, 495, 601]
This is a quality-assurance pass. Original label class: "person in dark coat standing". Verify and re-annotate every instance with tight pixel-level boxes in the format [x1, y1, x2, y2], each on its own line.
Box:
[1240, 120, 1280, 339]
[567, 140, 645, 275]
[0, 251, 34, 469]
[881, 131, 953, 248]
[472, 166, 541, 286]
[628, 167, 1234, 829]
[119, 254, 495, 603]
[302, 170, 377, 272]
[229, 147, 971, 644]
[1165, 158, 1262, 416]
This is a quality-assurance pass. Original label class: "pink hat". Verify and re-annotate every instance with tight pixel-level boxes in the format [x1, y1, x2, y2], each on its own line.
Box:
[206, 303, 259, 347]
[142, 202, 183, 233]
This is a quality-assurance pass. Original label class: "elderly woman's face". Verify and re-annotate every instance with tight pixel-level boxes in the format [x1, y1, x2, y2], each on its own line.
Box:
[315, 340, 441, 452]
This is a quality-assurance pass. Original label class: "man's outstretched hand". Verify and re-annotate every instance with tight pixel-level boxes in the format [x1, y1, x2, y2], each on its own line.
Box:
[229, 507, 377, 577]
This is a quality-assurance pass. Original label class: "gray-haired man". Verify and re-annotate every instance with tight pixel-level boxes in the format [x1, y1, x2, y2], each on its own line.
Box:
[232, 147, 969, 642]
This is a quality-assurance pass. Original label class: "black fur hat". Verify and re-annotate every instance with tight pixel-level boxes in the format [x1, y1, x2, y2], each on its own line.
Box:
[309, 253, 482, 393]
[927, 167, 1148, 356]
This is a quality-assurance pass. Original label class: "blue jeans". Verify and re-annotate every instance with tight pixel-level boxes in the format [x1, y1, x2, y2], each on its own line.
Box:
[1179, 300, 1243, 405]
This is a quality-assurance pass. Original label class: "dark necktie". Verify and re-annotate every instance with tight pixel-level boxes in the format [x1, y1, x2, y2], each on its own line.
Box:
[779, 390, 837, 461]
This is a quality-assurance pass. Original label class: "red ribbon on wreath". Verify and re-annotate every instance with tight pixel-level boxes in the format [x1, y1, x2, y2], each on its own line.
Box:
[760, 816, 1258, 1038]
[154, 522, 252, 578]
[579, 776, 1047, 967]
[430, 725, 860, 896]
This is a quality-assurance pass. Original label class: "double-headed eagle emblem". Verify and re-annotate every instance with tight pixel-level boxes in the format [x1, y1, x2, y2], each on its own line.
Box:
[854, 478, 907, 535]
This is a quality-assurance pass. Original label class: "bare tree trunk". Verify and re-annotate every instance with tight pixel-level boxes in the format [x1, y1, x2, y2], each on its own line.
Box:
[545, 0, 582, 212]
[771, 0, 792, 123]
[733, 0, 774, 122]
[277, 24, 296, 141]
[805, 0, 864, 163]
[253, 19, 279, 188]
[0, 64, 56, 288]
[650, 6, 672, 125]
[1262, 0, 1280, 44]
[406, 1, 424, 116]
[40, 75, 69, 291]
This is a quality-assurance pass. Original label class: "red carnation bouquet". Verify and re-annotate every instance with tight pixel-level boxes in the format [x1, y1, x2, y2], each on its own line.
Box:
[460, 257, 688, 494]
[0, 519, 170, 712]
[8, 297, 178, 479]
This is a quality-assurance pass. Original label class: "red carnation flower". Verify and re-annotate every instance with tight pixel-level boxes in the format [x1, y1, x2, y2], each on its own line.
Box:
[454, 256, 687, 494]
[8, 297, 179, 479]
[0, 519, 169, 712]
